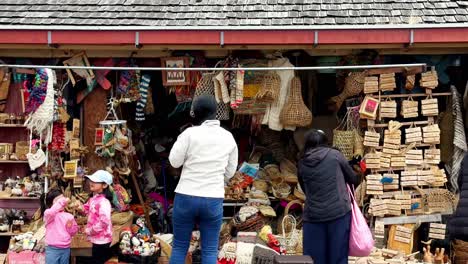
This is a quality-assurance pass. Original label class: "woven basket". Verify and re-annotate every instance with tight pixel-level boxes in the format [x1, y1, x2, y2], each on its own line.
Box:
[272, 182, 291, 199]
[333, 129, 354, 160]
[276, 215, 300, 255]
[192, 72, 230, 120]
[280, 159, 297, 174]
[330, 71, 367, 110]
[282, 171, 298, 184]
[15, 141, 29, 160]
[256, 71, 281, 103]
[253, 180, 269, 192]
[232, 213, 266, 233]
[293, 185, 305, 201]
[264, 164, 281, 181]
[111, 211, 134, 226]
[280, 76, 312, 127]
[414, 187, 457, 214]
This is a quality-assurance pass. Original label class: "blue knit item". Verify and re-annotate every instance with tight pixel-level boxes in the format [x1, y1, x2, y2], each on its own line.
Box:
[135, 74, 151, 122]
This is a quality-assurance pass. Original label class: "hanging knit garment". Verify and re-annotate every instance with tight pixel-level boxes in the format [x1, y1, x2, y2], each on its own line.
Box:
[447, 86, 467, 193]
[262, 58, 295, 131]
[25, 69, 56, 138]
[25, 69, 48, 114]
[135, 74, 151, 122]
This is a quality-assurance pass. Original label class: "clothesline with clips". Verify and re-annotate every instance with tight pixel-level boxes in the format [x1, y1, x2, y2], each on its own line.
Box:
[0, 63, 427, 72]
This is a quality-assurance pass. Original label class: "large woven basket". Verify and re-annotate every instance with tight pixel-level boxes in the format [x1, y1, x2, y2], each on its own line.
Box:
[280, 76, 312, 127]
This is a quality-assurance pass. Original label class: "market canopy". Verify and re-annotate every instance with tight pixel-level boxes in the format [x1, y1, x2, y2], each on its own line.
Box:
[0, 0, 468, 54]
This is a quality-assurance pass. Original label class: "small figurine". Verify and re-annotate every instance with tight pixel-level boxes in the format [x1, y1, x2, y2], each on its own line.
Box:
[135, 217, 151, 241]
[119, 229, 132, 255]
[141, 242, 151, 257]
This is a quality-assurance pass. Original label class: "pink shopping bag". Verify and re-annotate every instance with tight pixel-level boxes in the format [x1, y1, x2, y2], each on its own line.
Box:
[347, 185, 374, 257]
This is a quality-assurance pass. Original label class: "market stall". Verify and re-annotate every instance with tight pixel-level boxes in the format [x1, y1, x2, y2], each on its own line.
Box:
[0, 50, 464, 264]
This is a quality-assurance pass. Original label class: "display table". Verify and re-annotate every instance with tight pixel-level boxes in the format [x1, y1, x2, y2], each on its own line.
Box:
[70, 218, 133, 264]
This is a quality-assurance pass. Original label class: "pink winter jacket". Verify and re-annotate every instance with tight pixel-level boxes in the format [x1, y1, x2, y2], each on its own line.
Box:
[44, 197, 79, 248]
[83, 193, 113, 245]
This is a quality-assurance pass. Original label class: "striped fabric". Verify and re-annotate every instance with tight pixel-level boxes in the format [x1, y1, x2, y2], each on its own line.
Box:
[448, 86, 467, 193]
[135, 74, 151, 122]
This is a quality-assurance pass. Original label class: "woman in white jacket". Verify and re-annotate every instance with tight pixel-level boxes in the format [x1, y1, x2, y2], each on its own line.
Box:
[169, 95, 238, 264]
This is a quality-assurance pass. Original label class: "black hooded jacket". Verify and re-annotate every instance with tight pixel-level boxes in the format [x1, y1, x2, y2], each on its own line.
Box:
[298, 147, 359, 222]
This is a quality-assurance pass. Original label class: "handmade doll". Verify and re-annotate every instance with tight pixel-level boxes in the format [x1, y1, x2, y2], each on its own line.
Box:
[95, 125, 116, 158]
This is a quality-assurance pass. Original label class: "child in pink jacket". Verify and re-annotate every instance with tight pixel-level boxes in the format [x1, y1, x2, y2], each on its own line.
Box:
[76, 170, 114, 264]
[43, 189, 79, 264]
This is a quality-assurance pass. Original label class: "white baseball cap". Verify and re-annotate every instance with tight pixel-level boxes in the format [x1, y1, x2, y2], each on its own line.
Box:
[86, 170, 113, 185]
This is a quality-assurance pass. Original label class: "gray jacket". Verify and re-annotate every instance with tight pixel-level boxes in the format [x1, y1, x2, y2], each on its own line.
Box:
[298, 147, 359, 222]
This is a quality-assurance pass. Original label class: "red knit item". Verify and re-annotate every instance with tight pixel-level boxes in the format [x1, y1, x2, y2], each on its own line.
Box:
[49, 122, 66, 151]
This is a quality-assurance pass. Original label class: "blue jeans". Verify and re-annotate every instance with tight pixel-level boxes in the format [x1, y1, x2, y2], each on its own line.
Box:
[46, 246, 70, 264]
[303, 211, 351, 264]
[170, 194, 223, 264]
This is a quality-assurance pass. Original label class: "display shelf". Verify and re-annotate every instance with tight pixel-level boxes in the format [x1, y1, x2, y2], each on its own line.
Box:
[378, 92, 451, 99]
[376, 213, 451, 226]
[0, 124, 26, 128]
[0, 197, 39, 200]
[0, 161, 28, 164]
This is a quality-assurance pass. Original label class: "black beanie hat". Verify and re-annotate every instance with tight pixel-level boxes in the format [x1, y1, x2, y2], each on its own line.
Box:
[192, 95, 217, 123]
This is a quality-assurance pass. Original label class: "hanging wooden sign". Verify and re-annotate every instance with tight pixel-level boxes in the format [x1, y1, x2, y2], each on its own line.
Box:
[364, 76, 379, 94]
[365, 152, 381, 169]
[380, 153, 391, 169]
[424, 148, 441, 165]
[401, 170, 419, 187]
[379, 73, 397, 92]
[382, 173, 399, 191]
[366, 174, 383, 195]
[380, 100, 397, 118]
[364, 131, 381, 148]
[401, 100, 419, 118]
[421, 98, 439, 117]
[405, 127, 422, 144]
[423, 125, 441, 144]
[420, 70, 438, 89]
[405, 149, 423, 166]
[428, 223, 446, 240]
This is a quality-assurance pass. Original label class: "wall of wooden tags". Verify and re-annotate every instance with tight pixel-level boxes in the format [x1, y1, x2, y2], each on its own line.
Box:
[357, 67, 452, 253]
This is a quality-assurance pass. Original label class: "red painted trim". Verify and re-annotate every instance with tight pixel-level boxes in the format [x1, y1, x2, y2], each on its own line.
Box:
[0, 30, 47, 44]
[140, 30, 219, 45]
[224, 30, 314, 45]
[319, 29, 410, 44]
[52, 31, 134, 44]
[414, 28, 468, 43]
[0, 28, 467, 45]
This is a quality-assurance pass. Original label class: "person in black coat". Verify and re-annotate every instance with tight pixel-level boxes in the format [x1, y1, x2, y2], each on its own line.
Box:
[449, 153, 468, 241]
[298, 129, 359, 264]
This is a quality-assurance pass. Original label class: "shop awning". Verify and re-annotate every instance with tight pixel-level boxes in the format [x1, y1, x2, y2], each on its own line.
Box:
[2, 25, 468, 46]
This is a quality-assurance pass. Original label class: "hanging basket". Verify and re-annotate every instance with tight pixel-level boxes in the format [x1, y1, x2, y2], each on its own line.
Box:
[333, 130, 355, 160]
[280, 76, 312, 127]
